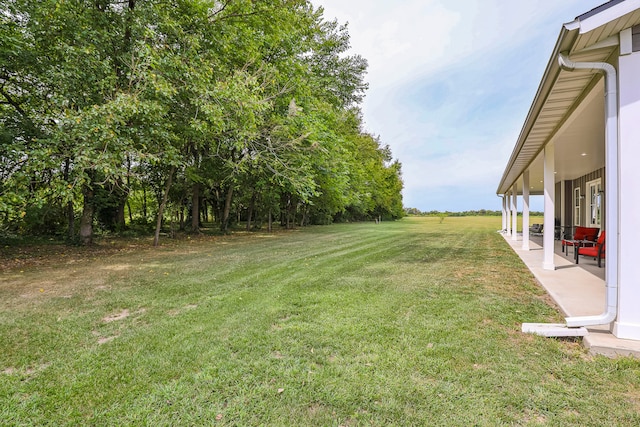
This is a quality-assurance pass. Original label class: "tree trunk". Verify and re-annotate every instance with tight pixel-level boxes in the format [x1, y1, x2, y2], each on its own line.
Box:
[300, 204, 307, 227]
[67, 200, 75, 240]
[116, 198, 126, 230]
[202, 199, 208, 223]
[285, 193, 291, 229]
[127, 200, 133, 223]
[63, 158, 74, 240]
[126, 155, 133, 224]
[246, 191, 256, 232]
[268, 209, 272, 232]
[142, 186, 148, 220]
[213, 188, 222, 224]
[221, 185, 234, 233]
[79, 185, 94, 246]
[288, 195, 295, 229]
[191, 182, 200, 233]
[154, 166, 175, 247]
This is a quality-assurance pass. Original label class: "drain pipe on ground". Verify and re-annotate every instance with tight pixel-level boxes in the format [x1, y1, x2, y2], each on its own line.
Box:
[558, 52, 618, 328]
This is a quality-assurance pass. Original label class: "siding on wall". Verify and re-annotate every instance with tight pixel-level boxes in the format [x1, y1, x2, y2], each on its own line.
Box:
[563, 181, 573, 226]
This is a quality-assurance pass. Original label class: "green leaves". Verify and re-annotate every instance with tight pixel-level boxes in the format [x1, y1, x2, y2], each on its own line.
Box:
[1, 0, 402, 238]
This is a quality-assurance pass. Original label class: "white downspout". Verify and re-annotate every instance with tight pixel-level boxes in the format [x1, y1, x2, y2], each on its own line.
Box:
[558, 52, 618, 328]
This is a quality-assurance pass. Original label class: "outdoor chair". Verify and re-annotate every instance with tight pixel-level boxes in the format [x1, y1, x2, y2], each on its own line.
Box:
[576, 231, 605, 267]
[529, 224, 543, 236]
[561, 226, 599, 255]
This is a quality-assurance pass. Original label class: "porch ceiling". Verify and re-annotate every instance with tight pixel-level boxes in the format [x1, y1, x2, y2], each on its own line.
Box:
[497, 1, 640, 195]
[522, 80, 605, 195]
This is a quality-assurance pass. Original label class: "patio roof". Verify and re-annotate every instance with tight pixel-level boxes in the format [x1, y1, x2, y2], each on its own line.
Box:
[497, 0, 640, 195]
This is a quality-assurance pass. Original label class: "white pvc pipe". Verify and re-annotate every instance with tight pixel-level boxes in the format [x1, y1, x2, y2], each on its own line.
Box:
[558, 52, 618, 328]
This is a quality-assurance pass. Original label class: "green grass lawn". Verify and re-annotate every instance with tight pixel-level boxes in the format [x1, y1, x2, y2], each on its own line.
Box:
[1, 217, 639, 426]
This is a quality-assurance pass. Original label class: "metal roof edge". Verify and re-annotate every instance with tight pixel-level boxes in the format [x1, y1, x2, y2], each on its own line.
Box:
[496, 26, 577, 194]
[577, 0, 629, 22]
[578, 0, 640, 34]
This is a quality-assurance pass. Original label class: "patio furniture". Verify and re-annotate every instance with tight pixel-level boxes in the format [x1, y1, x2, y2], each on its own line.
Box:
[561, 226, 599, 256]
[576, 231, 606, 267]
[529, 224, 543, 236]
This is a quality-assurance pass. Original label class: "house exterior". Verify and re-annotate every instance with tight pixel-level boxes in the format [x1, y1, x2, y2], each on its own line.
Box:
[497, 0, 640, 340]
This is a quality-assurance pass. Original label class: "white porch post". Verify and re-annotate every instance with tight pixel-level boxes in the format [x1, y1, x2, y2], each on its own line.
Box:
[543, 143, 555, 270]
[506, 192, 512, 236]
[522, 171, 530, 251]
[502, 196, 507, 232]
[613, 47, 640, 339]
[511, 184, 518, 241]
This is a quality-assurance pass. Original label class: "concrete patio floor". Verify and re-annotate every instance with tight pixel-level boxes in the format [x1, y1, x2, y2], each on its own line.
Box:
[503, 233, 640, 358]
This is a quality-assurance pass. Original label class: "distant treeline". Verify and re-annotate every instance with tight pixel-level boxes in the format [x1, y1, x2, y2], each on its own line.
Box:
[404, 208, 544, 217]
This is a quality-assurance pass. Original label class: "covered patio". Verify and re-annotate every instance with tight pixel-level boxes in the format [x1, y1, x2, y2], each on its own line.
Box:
[530, 233, 605, 281]
[503, 233, 640, 357]
[497, 0, 640, 346]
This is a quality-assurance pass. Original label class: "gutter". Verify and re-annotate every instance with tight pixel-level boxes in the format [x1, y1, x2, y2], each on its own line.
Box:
[557, 52, 619, 328]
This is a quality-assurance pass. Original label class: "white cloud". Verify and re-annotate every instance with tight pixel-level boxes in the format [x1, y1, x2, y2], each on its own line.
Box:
[311, 0, 607, 211]
[317, 1, 461, 87]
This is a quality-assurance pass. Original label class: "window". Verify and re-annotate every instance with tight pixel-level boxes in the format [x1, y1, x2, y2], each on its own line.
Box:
[586, 178, 602, 228]
[574, 187, 581, 226]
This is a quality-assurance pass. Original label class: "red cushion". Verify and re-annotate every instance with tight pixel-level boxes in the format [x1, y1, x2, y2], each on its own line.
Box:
[583, 228, 599, 241]
[578, 247, 599, 257]
[574, 227, 598, 239]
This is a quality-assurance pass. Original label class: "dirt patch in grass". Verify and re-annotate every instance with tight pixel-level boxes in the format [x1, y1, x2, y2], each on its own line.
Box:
[2, 363, 50, 378]
[101, 264, 132, 271]
[0, 239, 152, 273]
[0, 237, 217, 310]
[97, 335, 119, 345]
[103, 309, 131, 323]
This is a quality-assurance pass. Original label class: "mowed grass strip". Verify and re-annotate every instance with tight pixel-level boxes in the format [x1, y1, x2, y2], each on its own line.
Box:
[1, 217, 640, 426]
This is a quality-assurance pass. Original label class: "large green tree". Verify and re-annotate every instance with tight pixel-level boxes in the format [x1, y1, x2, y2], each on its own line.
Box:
[1, 0, 403, 244]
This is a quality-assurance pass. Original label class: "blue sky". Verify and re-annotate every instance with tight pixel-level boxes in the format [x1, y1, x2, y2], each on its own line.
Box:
[311, 0, 607, 212]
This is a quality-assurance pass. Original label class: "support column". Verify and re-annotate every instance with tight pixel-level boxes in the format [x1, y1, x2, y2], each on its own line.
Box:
[511, 183, 518, 241]
[523, 171, 530, 251]
[501, 195, 507, 232]
[506, 192, 512, 236]
[613, 48, 640, 339]
[543, 143, 555, 270]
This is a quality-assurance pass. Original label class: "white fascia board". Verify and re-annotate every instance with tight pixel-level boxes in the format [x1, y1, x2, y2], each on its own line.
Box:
[564, 20, 580, 32]
[578, 0, 640, 34]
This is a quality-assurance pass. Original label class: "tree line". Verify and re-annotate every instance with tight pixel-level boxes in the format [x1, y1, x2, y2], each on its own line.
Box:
[0, 0, 404, 245]
[404, 208, 544, 217]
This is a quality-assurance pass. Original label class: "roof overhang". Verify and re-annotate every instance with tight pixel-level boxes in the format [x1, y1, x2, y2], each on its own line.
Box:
[497, 0, 640, 195]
